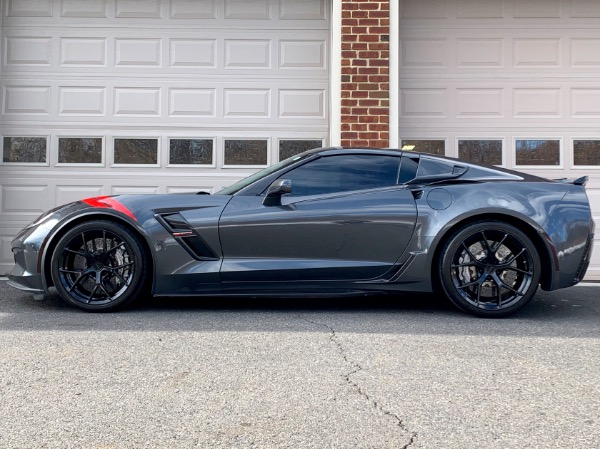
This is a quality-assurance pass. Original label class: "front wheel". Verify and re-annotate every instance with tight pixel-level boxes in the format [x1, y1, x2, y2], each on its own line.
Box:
[439, 221, 541, 317]
[51, 220, 149, 311]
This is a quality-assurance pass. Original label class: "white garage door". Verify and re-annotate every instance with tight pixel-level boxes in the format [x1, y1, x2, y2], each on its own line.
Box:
[0, 0, 330, 274]
[398, 0, 600, 280]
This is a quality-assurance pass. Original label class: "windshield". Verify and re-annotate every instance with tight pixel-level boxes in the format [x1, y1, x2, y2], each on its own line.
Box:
[216, 153, 311, 195]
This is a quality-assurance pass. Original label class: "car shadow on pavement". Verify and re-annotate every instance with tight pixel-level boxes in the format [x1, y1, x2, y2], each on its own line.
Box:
[1, 279, 599, 338]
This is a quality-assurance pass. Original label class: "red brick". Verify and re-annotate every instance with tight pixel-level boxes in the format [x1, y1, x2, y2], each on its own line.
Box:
[358, 99, 379, 106]
[369, 123, 388, 132]
[351, 107, 369, 115]
[352, 26, 368, 34]
[369, 75, 388, 83]
[359, 34, 379, 42]
[351, 10, 368, 18]
[352, 75, 369, 83]
[358, 83, 379, 91]
[369, 26, 389, 34]
[358, 51, 379, 58]
[359, 3, 380, 10]
[369, 91, 388, 99]
[369, 59, 388, 66]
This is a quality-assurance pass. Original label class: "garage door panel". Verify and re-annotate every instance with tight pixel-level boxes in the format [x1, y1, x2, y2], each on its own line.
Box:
[0, 0, 329, 271]
[399, 0, 600, 280]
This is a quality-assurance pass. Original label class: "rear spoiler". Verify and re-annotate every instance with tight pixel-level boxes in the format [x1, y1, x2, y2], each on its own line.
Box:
[553, 176, 588, 187]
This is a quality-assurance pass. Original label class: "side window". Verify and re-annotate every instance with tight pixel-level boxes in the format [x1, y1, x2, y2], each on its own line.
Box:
[398, 156, 419, 184]
[279, 154, 400, 197]
[417, 157, 455, 177]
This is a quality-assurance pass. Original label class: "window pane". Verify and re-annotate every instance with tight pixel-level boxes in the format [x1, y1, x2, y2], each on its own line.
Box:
[458, 140, 502, 166]
[114, 139, 158, 165]
[224, 140, 268, 165]
[169, 139, 213, 165]
[58, 138, 102, 164]
[401, 139, 445, 156]
[280, 154, 400, 196]
[3, 137, 46, 163]
[574, 140, 600, 166]
[515, 140, 560, 166]
[279, 140, 323, 160]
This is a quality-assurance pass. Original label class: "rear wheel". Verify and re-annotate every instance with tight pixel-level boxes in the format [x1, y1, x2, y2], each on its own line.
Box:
[439, 221, 540, 317]
[51, 220, 148, 311]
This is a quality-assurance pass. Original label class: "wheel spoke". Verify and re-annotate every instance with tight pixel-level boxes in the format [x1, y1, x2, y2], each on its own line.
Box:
[87, 284, 98, 303]
[112, 261, 134, 270]
[64, 248, 85, 256]
[98, 281, 113, 300]
[476, 283, 481, 307]
[451, 262, 477, 268]
[504, 266, 532, 276]
[106, 241, 125, 254]
[503, 248, 526, 265]
[111, 270, 128, 286]
[493, 273, 522, 296]
[81, 232, 91, 256]
[496, 282, 501, 306]
[459, 279, 481, 289]
[67, 271, 93, 293]
[59, 268, 83, 275]
[480, 231, 493, 255]
[461, 242, 476, 259]
[493, 234, 509, 255]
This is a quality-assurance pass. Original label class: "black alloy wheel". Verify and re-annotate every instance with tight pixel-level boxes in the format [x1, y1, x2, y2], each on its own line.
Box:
[440, 221, 541, 317]
[51, 220, 148, 311]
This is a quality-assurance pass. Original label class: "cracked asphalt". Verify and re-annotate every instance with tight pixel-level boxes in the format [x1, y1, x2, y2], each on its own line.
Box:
[0, 280, 598, 448]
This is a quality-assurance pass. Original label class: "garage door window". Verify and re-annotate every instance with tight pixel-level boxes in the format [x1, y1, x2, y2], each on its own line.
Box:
[279, 140, 323, 160]
[58, 138, 102, 164]
[113, 139, 158, 165]
[169, 139, 214, 166]
[224, 140, 268, 166]
[2, 137, 47, 164]
[401, 140, 445, 156]
[515, 139, 560, 166]
[573, 140, 600, 166]
[458, 139, 503, 166]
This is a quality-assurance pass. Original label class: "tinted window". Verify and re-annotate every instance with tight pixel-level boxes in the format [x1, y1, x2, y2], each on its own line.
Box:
[279, 154, 400, 197]
[398, 156, 419, 184]
[417, 158, 455, 177]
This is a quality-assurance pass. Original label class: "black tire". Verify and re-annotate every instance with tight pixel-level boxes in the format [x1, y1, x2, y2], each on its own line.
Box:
[439, 221, 541, 317]
[51, 220, 148, 311]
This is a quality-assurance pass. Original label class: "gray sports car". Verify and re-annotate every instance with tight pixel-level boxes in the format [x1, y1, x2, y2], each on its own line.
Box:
[6, 147, 594, 317]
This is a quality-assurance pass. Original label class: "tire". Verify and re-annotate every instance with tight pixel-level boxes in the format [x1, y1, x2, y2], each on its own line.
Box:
[51, 220, 148, 311]
[439, 221, 541, 318]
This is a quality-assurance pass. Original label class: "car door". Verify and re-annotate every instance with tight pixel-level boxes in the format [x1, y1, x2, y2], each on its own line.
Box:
[218, 154, 417, 285]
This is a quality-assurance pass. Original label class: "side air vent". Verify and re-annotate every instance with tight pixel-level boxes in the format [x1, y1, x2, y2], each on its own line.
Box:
[156, 213, 219, 261]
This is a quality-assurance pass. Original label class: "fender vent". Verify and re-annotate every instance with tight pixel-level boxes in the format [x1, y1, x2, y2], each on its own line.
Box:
[157, 213, 219, 261]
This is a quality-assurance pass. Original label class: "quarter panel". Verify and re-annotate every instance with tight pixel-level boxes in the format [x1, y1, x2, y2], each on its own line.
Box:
[393, 181, 574, 291]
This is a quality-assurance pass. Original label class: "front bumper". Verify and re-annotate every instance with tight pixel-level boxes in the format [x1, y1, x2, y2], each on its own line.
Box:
[6, 243, 45, 294]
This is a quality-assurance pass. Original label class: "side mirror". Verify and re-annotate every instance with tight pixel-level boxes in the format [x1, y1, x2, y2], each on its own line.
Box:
[263, 179, 292, 206]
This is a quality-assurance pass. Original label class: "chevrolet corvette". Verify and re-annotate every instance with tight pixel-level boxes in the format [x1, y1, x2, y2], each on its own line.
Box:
[6, 147, 594, 317]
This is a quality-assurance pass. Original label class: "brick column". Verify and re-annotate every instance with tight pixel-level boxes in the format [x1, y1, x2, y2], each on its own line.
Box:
[340, 0, 390, 148]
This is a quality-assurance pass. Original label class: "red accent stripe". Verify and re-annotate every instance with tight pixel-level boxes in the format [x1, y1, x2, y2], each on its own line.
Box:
[81, 196, 137, 221]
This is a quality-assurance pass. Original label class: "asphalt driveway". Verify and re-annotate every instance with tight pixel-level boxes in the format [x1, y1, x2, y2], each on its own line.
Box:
[0, 280, 598, 448]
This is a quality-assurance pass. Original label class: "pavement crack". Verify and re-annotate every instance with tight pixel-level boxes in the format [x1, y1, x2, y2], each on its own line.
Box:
[303, 317, 418, 447]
